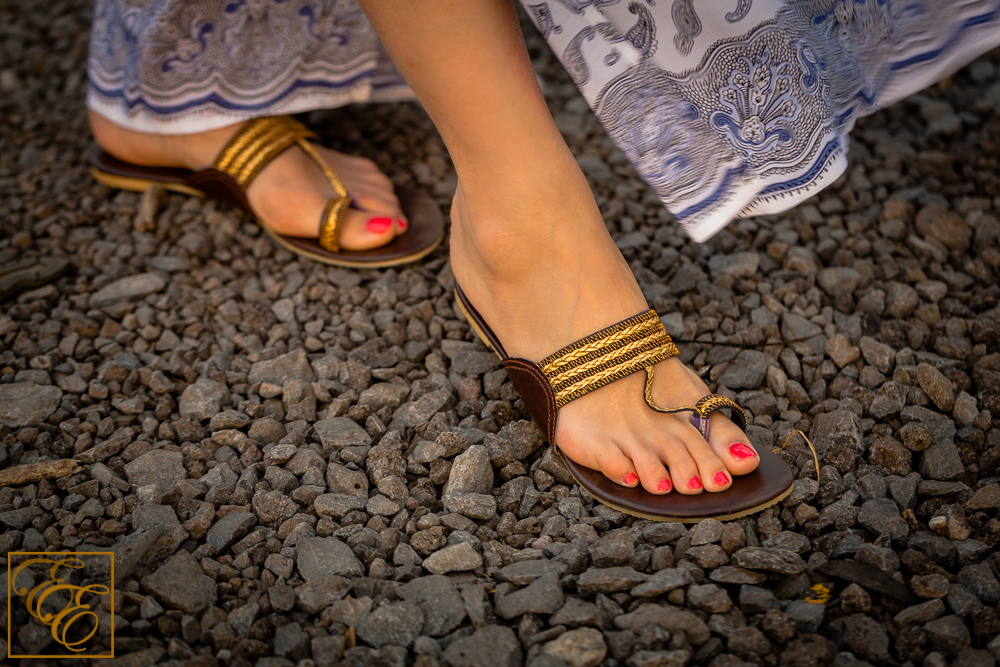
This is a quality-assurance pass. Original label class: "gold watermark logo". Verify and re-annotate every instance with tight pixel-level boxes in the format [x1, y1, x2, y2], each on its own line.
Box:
[7, 552, 115, 659]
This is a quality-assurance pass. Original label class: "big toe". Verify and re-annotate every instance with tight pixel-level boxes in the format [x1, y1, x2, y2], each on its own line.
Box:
[707, 412, 761, 477]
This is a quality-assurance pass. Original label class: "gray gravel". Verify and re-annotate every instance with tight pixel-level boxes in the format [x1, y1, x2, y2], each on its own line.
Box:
[3, 2, 1000, 666]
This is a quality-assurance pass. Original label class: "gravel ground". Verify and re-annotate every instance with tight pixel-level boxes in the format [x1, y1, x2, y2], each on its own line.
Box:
[4, 3, 1000, 667]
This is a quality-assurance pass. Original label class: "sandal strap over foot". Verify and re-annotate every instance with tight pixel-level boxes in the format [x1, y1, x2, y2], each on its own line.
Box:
[540, 310, 678, 407]
[212, 115, 352, 252]
[642, 367, 748, 439]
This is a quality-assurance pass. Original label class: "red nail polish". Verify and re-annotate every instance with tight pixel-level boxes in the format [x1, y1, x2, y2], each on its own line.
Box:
[657, 479, 671, 492]
[729, 443, 757, 460]
[623, 473, 638, 486]
[397, 218, 408, 230]
[366, 217, 393, 233]
[713, 471, 730, 486]
[688, 476, 702, 490]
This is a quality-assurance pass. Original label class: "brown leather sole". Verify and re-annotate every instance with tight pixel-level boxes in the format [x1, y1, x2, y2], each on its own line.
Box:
[454, 284, 795, 523]
[91, 150, 445, 269]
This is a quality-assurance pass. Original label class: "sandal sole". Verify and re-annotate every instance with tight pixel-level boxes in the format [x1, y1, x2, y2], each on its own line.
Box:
[91, 163, 446, 270]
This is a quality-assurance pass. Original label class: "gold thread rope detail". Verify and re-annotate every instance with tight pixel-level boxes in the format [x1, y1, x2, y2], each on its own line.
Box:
[774, 430, 821, 480]
[539, 311, 678, 408]
[643, 372, 748, 429]
[318, 197, 350, 252]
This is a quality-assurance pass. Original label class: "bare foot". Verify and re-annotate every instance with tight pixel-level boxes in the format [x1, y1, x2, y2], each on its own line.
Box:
[450, 159, 761, 496]
[90, 110, 407, 251]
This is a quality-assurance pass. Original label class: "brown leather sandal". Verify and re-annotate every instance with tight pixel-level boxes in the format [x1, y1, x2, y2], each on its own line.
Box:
[454, 283, 794, 523]
[90, 115, 444, 269]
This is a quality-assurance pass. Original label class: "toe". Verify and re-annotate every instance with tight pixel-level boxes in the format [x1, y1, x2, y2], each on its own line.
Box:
[558, 430, 639, 489]
[651, 426, 703, 495]
[706, 412, 761, 477]
[628, 442, 673, 495]
[336, 210, 400, 251]
[673, 417, 733, 493]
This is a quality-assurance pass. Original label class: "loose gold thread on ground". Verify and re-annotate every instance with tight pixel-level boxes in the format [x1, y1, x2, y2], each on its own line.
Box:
[774, 430, 821, 480]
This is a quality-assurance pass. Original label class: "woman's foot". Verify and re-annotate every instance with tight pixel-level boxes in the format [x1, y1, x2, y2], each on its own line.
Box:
[89, 110, 407, 250]
[449, 159, 762, 497]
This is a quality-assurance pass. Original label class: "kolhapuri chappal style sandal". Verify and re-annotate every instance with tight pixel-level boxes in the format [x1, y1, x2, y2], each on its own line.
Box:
[91, 115, 444, 269]
[455, 284, 794, 523]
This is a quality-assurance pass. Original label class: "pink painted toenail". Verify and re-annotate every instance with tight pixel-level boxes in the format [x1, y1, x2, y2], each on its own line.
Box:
[688, 476, 702, 490]
[729, 443, 757, 460]
[366, 217, 393, 233]
[397, 218, 408, 230]
[658, 479, 671, 492]
[713, 471, 730, 486]
[623, 473, 638, 486]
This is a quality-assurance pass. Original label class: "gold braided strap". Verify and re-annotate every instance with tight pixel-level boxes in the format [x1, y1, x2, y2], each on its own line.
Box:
[213, 116, 316, 190]
[318, 197, 350, 252]
[539, 310, 678, 408]
[212, 116, 353, 252]
[643, 369, 748, 440]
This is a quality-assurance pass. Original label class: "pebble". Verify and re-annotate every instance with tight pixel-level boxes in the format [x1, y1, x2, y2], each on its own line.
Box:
[731, 548, 807, 575]
[422, 542, 482, 574]
[140, 552, 217, 614]
[0, 383, 62, 428]
[398, 575, 467, 636]
[541, 627, 607, 667]
[442, 625, 522, 667]
[178, 378, 229, 421]
[917, 363, 956, 411]
[495, 571, 564, 618]
[89, 272, 167, 306]
[297, 536, 364, 579]
[356, 601, 424, 649]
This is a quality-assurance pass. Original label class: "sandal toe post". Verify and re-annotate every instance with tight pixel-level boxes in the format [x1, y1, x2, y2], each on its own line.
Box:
[454, 283, 794, 523]
[90, 115, 444, 269]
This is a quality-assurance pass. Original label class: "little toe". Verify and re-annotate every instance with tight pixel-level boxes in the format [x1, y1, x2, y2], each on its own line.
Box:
[561, 434, 639, 488]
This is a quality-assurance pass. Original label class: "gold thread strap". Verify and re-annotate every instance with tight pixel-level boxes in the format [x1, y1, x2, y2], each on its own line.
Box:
[540, 311, 678, 408]
[213, 116, 315, 190]
[643, 370, 748, 432]
[318, 197, 351, 252]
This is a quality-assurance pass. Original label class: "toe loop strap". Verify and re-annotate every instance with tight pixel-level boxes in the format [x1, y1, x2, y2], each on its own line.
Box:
[318, 196, 351, 252]
[643, 368, 748, 439]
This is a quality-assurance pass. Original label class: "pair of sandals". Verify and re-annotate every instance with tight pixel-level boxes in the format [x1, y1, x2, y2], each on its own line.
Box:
[91, 114, 793, 522]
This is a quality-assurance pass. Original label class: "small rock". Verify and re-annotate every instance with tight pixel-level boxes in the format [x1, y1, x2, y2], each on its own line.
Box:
[442, 445, 494, 496]
[495, 571, 564, 619]
[297, 536, 364, 579]
[90, 272, 167, 306]
[141, 552, 217, 614]
[731, 548, 806, 575]
[179, 378, 229, 421]
[442, 625, 522, 667]
[0, 383, 62, 428]
[541, 627, 607, 667]
[423, 542, 482, 574]
[356, 601, 424, 649]
[917, 363, 955, 411]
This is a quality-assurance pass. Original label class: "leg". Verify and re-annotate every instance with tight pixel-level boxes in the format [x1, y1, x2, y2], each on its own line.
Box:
[358, 1, 760, 494]
[89, 111, 407, 251]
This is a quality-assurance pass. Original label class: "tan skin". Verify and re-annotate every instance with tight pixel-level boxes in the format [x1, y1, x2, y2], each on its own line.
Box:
[94, 0, 762, 495]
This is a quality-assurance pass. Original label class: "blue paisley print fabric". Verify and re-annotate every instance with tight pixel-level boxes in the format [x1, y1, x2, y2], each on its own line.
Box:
[89, 0, 1000, 240]
[521, 0, 1000, 240]
[87, 0, 412, 134]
